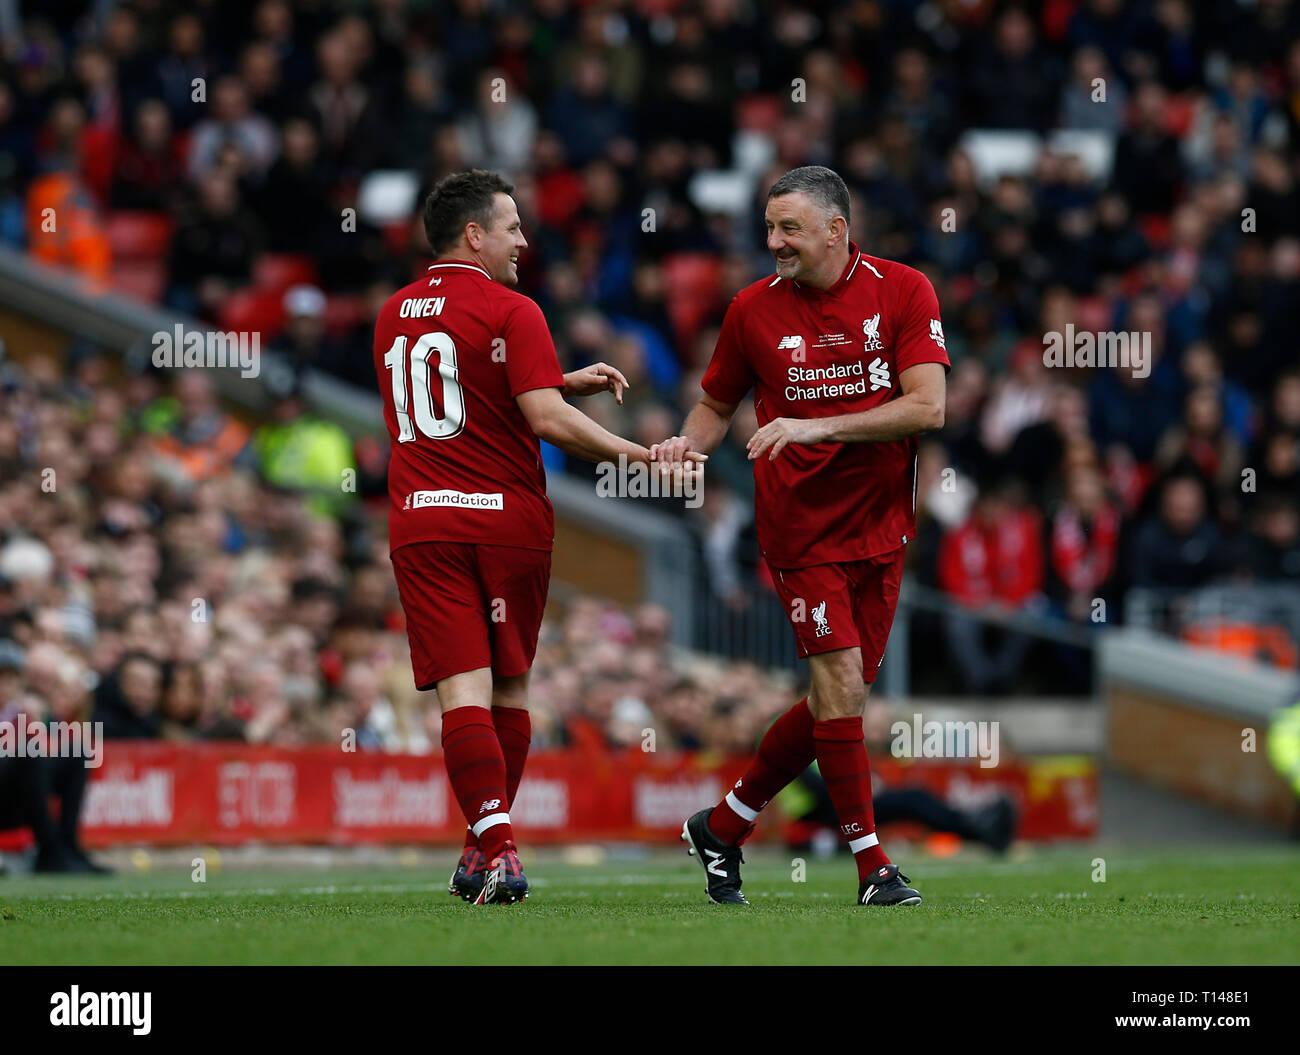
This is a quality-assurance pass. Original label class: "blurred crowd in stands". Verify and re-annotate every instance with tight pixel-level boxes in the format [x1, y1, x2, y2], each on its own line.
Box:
[0, 350, 795, 750]
[2, 0, 1300, 708]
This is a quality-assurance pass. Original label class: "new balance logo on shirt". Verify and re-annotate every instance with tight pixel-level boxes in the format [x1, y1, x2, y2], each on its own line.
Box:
[777, 335, 803, 350]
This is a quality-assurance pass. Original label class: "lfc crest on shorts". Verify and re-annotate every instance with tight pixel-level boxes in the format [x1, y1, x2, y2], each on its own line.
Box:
[812, 600, 832, 637]
[862, 313, 883, 352]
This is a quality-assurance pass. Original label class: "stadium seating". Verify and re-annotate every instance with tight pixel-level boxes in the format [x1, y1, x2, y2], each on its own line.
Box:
[661, 252, 723, 355]
[106, 212, 172, 304]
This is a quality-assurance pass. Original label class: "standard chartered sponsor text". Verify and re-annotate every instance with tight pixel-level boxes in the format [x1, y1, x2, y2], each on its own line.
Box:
[786, 359, 868, 400]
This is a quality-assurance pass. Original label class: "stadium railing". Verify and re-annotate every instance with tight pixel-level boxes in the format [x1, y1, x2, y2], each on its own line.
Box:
[1126, 584, 1300, 668]
[689, 578, 1099, 695]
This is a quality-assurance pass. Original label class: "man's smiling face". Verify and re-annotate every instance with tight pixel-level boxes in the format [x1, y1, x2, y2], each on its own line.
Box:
[476, 192, 527, 286]
[765, 190, 836, 283]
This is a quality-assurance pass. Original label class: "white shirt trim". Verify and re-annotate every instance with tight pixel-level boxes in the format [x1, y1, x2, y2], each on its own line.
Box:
[860, 256, 883, 279]
[426, 262, 492, 280]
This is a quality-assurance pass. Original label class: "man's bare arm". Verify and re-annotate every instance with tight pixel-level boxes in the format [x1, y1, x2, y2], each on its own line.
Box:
[650, 394, 739, 464]
[516, 387, 650, 464]
[747, 363, 946, 460]
[818, 362, 946, 442]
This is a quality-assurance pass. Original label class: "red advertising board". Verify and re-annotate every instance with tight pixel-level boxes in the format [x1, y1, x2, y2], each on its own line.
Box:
[67, 743, 1098, 847]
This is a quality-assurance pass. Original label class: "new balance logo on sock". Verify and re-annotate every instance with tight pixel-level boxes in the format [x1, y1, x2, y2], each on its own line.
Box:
[479, 798, 501, 813]
[705, 849, 727, 878]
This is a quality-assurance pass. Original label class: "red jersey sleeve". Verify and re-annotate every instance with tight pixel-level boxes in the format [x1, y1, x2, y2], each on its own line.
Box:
[700, 296, 756, 404]
[893, 269, 951, 374]
[500, 296, 565, 397]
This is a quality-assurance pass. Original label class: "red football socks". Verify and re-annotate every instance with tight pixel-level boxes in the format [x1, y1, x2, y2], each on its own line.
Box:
[492, 705, 532, 807]
[814, 715, 890, 879]
[708, 698, 815, 845]
[441, 706, 514, 861]
[459, 706, 532, 857]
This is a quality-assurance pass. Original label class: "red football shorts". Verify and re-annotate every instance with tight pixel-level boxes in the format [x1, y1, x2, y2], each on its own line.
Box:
[391, 541, 551, 690]
[770, 546, 907, 682]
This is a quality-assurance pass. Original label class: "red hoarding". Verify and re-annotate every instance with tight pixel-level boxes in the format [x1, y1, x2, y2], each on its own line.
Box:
[64, 743, 1098, 846]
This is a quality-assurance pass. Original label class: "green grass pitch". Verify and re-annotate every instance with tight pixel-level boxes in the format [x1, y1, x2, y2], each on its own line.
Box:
[1, 846, 1296, 966]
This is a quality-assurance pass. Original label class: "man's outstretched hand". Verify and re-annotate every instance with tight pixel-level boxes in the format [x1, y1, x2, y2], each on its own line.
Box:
[563, 363, 631, 404]
[648, 435, 708, 495]
[746, 417, 827, 460]
[648, 435, 710, 466]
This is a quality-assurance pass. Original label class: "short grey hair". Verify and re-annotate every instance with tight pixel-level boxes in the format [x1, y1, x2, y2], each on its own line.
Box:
[767, 166, 851, 226]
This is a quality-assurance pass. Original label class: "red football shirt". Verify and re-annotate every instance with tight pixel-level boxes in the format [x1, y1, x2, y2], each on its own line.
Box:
[701, 244, 950, 569]
[374, 259, 565, 555]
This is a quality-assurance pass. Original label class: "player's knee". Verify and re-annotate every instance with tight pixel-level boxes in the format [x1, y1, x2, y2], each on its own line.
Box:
[811, 651, 865, 718]
[491, 671, 530, 709]
[817, 688, 865, 719]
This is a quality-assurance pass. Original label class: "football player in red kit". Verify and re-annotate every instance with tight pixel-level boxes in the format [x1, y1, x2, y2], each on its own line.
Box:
[653, 166, 949, 906]
[376, 169, 702, 904]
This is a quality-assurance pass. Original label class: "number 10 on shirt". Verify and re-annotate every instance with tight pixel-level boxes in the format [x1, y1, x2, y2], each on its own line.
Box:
[384, 330, 466, 442]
